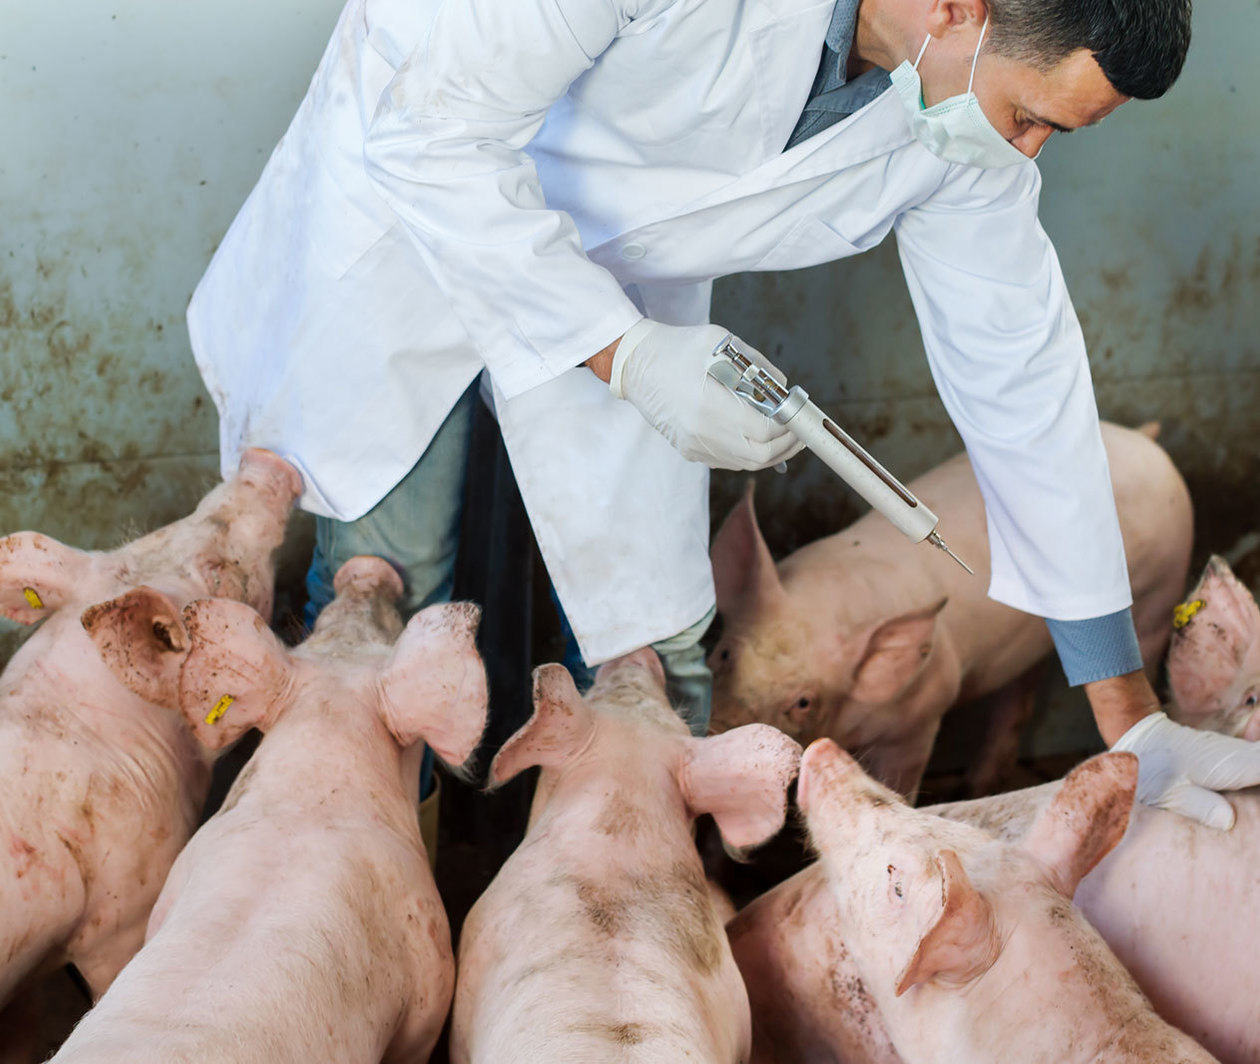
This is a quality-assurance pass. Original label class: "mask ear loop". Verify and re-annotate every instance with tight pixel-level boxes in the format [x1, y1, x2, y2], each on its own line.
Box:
[913, 34, 932, 71]
[967, 16, 990, 93]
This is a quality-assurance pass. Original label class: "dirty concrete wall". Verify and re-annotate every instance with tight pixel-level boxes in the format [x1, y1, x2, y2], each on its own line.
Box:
[712, 0, 1260, 760]
[2, 2, 1256, 759]
[0, 0, 342, 656]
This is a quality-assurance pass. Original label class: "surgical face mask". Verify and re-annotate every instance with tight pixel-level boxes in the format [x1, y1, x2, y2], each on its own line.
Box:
[890, 18, 1030, 169]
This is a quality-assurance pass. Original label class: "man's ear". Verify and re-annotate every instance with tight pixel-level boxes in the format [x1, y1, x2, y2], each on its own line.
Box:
[895, 849, 999, 996]
[488, 665, 595, 787]
[710, 482, 786, 620]
[681, 724, 802, 854]
[177, 599, 296, 751]
[81, 587, 189, 706]
[0, 532, 94, 623]
[1020, 752, 1137, 896]
[377, 601, 488, 771]
[850, 599, 947, 704]
[924, 0, 988, 38]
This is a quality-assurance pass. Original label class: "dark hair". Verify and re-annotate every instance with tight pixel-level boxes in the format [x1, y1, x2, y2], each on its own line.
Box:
[987, 0, 1193, 100]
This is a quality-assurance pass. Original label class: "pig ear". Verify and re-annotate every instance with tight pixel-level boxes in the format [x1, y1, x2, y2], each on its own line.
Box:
[0, 532, 93, 623]
[177, 599, 296, 751]
[850, 599, 947, 704]
[710, 482, 786, 619]
[894, 849, 999, 996]
[681, 724, 802, 853]
[81, 587, 189, 706]
[377, 602, 488, 770]
[1020, 751, 1136, 896]
[488, 665, 595, 787]
[1168, 556, 1260, 720]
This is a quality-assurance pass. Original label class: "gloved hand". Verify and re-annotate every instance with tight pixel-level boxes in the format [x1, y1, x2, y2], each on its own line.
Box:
[1112, 711, 1260, 830]
[609, 319, 806, 470]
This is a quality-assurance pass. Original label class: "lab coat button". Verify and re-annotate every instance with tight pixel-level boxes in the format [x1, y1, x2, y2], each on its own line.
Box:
[620, 242, 647, 261]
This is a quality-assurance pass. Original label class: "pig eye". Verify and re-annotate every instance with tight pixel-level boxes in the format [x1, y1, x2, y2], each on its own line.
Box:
[719, 647, 731, 662]
[796, 697, 810, 710]
[1246, 693, 1257, 708]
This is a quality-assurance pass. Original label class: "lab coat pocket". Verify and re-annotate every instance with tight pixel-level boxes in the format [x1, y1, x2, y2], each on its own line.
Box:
[753, 217, 860, 272]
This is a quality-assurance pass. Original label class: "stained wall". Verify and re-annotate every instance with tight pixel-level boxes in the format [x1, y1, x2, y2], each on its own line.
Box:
[2, 2, 1256, 758]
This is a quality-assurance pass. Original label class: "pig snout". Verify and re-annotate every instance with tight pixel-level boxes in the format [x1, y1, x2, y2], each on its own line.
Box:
[333, 555, 405, 602]
[237, 448, 304, 506]
[595, 646, 667, 691]
[797, 738, 862, 818]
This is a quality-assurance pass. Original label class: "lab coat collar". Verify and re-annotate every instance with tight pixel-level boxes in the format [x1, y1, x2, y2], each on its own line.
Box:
[587, 85, 918, 262]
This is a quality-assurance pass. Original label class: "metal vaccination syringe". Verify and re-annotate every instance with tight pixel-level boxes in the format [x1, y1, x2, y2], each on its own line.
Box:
[706, 334, 974, 575]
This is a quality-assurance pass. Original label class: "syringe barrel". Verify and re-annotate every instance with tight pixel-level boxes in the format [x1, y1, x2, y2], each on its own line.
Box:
[779, 397, 939, 542]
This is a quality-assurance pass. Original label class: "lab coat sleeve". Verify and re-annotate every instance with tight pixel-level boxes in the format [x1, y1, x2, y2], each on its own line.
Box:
[893, 162, 1132, 621]
[362, 0, 658, 398]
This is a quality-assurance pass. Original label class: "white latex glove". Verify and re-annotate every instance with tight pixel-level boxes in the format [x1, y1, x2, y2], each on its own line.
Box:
[609, 319, 806, 471]
[1112, 711, 1260, 830]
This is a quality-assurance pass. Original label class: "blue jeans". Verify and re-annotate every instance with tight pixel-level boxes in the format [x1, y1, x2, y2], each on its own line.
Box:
[305, 384, 715, 767]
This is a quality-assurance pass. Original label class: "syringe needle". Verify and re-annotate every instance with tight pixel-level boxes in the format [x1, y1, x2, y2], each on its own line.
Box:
[927, 531, 974, 575]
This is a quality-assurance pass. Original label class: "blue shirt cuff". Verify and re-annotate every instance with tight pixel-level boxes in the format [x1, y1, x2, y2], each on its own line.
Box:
[1045, 608, 1143, 687]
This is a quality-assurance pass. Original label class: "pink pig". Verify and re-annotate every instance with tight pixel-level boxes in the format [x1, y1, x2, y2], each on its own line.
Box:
[731, 758, 1259, 1063]
[451, 651, 802, 1064]
[1167, 556, 1260, 740]
[781, 740, 1219, 1064]
[709, 422, 1192, 797]
[52, 556, 487, 1064]
[0, 449, 299, 1006]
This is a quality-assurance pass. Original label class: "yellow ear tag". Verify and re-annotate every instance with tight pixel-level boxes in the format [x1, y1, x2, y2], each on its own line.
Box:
[22, 587, 43, 610]
[205, 695, 235, 726]
[1172, 599, 1205, 630]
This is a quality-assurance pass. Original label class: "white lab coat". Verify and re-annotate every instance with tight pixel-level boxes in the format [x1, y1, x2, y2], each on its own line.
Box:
[188, 0, 1131, 664]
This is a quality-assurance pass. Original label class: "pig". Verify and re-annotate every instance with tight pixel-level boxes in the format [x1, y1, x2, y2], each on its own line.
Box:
[0, 448, 299, 1008]
[729, 760, 1260, 1063]
[1166, 556, 1260, 740]
[51, 556, 487, 1064]
[781, 740, 1219, 1064]
[709, 421, 1193, 798]
[451, 651, 802, 1064]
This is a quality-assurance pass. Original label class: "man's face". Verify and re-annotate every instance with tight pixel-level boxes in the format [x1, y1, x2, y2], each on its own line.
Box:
[919, 26, 1130, 158]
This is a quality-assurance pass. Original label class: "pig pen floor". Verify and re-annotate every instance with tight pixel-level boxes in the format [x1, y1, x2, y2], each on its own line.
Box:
[0, 746, 1097, 1064]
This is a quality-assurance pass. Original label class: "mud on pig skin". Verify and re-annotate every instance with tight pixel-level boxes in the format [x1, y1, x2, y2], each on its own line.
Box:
[1167, 555, 1260, 741]
[731, 754, 1254, 1063]
[52, 556, 488, 1064]
[451, 650, 802, 1064]
[0, 449, 299, 1008]
[709, 422, 1192, 798]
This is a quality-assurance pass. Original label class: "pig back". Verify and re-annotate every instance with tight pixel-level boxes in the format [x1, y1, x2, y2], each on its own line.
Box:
[1073, 792, 1260, 1064]
[52, 766, 450, 1064]
[454, 819, 750, 1063]
[729, 865, 901, 1064]
[0, 661, 207, 1001]
[777, 446, 1047, 700]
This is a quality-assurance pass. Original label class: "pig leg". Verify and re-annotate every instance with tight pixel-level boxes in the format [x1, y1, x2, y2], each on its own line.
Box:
[966, 664, 1044, 798]
[861, 720, 941, 804]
